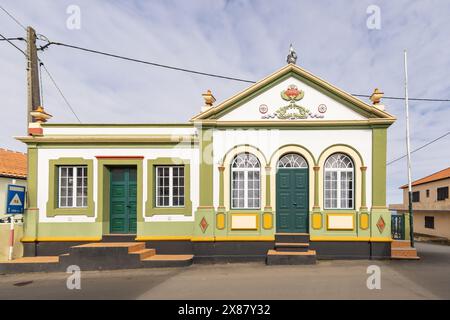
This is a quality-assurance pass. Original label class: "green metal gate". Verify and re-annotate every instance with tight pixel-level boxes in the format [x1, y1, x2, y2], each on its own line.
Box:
[391, 214, 405, 240]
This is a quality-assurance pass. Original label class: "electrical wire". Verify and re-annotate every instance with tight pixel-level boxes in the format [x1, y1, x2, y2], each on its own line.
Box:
[0, 5, 27, 31]
[0, 37, 25, 41]
[39, 62, 82, 123]
[3, 29, 450, 160]
[37, 41, 450, 103]
[0, 32, 27, 56]
[42, 42, 256, 84]
[387, 131, 450, 165]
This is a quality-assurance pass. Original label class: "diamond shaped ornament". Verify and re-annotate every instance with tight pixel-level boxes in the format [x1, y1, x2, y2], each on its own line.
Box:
[376, 216, 386, 233]
[200, 217, 209, 233]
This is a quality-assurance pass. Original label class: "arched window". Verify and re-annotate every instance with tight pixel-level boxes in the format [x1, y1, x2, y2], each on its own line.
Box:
[231, 153, 261, 209]
[324, 153, 354, 209]
[277, 153, 308, 168]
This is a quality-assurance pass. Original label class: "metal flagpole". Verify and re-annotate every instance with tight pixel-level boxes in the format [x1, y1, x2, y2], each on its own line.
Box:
[404, 50, 414, 247]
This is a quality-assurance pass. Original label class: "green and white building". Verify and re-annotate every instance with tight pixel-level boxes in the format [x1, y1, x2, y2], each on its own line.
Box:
[18, 61, 396, 260]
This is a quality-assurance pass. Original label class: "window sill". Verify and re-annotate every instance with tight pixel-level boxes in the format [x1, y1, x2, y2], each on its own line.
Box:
[323, 209, 357, 214]
[146, 207, 192, 216]
[46, 207, 94, 217]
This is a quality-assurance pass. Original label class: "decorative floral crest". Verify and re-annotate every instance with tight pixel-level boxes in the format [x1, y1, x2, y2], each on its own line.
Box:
[281, 84, 304, 102]
[261, 84, 324, 120]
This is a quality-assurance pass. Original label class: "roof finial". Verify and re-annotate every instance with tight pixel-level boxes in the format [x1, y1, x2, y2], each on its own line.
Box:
[286, 44, 297, 64]
[201, 89, 216, 112]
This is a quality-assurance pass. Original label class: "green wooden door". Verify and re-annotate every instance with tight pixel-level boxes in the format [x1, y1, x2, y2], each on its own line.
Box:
[276, 168, 309, 233]
[110, 167, 137, 234]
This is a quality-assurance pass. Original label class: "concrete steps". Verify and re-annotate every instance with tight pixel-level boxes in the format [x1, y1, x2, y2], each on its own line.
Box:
[131, 248, 156, 260]
[275, 242, 309, 252]
[391, 240, 420, 260]
[0, 242, 193, 274]
[0, 256, 61, 274]
[267, 233, 316, 265]
[267, 250, 317, 265]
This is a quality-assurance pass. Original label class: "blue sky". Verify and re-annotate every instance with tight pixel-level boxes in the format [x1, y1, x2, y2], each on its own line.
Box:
[1, 0, 449, 204]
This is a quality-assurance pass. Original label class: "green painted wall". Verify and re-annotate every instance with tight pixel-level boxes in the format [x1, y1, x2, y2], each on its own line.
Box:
[37, 222, 102, 238]
[198, 128, 214, 207]
[138, 221, 194, 236]
[372, 127, 387, 207]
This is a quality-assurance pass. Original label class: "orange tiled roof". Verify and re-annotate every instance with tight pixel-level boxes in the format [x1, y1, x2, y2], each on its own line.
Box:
[401, 167, 450, 189]
[0, 148, 27, 179]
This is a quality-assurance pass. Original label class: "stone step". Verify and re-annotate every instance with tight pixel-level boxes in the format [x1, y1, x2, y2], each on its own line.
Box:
[131, 248, 156, 260]
[61, 242, 150, 270]
[0, 256, 61, 274]
[275, 233, 310, 243]
[391, 255, 420, 260]
[0, 244, 194, 273]
[141, 254, 194, 268]
[391, 247, 419, 259]
[391, 240, 413, 248]
[68, 242, 146, 256]
[266, 249, 316, 265]
[275, 242, 309, 252]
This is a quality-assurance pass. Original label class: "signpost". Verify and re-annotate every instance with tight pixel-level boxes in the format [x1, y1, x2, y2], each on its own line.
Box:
[5, 185, 26, 260]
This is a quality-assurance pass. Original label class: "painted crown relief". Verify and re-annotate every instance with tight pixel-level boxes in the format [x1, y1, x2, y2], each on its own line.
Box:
[261, 84, 325, 120]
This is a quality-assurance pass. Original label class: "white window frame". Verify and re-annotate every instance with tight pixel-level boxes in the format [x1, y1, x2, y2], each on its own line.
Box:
[155, 166, 185, 208]
[231, 153, 261, 210]
[58, 166, 88, 208]
[324, 154, 354, 210]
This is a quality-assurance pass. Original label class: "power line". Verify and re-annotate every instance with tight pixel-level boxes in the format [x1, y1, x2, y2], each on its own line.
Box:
[39, 41, 450, 103]
[42, 42, 256, 84]
[40, 62, 82, 123]
[387, 131, 450, 166]
[352, 94, 450, 102]
[0, 37, 25, 41]
[0, 5, 27, 31]
[0, 35, 81, 123]
[1, 4, 449, 102]
[0, 32, 27, 56]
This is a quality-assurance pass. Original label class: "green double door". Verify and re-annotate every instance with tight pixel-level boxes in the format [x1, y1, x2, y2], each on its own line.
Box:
[110, 167, 137, 234]
[276, 169, 309, 233]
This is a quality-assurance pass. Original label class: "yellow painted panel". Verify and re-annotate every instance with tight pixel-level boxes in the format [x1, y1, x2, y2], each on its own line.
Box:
[310, 236, 392, 242]
[360, 213, 369, 230]
[263, 213, 273, 229]
[135, 236, 192, 241]
[216, 213, 225, 230]
[191, 236, 215, 242]
[215, 236, 274, 241]
[33, 237, 102, 242]
[312, 213, 322, 230]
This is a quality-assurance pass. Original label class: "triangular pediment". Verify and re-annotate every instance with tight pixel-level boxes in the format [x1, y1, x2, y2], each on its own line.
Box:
[191, 64, 395, 123]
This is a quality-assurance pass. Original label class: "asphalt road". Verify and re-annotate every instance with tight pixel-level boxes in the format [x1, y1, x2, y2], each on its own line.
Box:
[0, 242, 449, 300]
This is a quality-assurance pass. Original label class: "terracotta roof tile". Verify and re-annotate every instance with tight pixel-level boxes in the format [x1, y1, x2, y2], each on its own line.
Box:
[400, 167, 450, 189]
[0, 148, 27, 179]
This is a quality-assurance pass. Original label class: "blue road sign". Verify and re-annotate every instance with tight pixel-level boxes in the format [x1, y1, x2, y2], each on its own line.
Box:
[6, 185, 26, 214]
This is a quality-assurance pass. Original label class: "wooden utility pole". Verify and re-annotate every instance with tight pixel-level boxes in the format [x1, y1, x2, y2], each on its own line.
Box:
[26, 26, 41, 125]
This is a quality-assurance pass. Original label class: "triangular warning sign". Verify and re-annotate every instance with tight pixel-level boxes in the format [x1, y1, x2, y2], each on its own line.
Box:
[9, 194, 22, 206]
